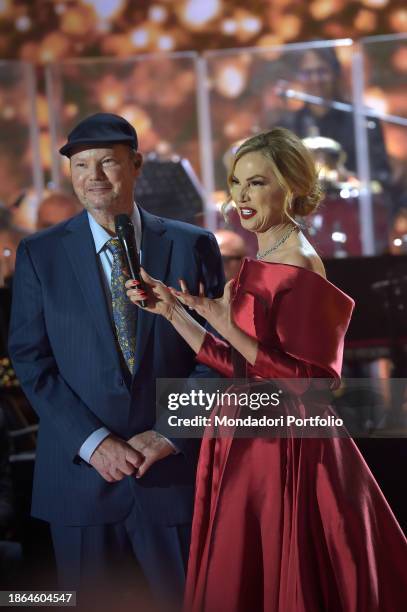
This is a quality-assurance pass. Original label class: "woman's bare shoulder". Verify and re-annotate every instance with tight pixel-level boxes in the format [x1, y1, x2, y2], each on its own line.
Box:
[265, 231, 326, 277]
[284, 251, 326, 278]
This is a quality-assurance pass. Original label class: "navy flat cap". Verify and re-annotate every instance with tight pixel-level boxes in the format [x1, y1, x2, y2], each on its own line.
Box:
[59, 112, 138, 157]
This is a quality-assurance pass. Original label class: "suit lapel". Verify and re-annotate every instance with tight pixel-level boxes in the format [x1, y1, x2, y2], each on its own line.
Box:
[62, 211, 122, 371]
[133, 208, 173, 376]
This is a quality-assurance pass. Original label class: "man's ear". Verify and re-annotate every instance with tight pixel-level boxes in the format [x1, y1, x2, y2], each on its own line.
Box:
[134, 152, 143, 170]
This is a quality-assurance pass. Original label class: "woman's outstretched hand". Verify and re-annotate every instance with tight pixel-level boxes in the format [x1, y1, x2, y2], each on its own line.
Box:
[170, 279, 235, 338]
[126, 270, 236, 338]
[125, 268, 176, 320]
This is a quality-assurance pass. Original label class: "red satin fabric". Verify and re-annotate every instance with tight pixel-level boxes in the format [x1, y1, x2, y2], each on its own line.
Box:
[184, 259, 407, 612]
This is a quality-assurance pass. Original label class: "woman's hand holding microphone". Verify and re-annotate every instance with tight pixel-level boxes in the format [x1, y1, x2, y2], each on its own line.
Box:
[125, 268, 177, 320]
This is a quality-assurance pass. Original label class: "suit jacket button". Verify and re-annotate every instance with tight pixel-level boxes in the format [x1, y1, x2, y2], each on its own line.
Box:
[118, 378, 124, 386]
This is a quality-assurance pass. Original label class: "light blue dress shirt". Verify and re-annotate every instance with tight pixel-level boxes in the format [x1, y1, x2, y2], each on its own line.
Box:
[78, 205, 141, 463]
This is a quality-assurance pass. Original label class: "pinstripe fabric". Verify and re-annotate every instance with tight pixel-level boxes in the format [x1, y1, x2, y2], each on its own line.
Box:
[107, 238, 136, 374]
[8, 207, 225, 526]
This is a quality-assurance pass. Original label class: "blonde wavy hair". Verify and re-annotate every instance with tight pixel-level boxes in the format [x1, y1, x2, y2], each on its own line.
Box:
[224, 127, 323, 223]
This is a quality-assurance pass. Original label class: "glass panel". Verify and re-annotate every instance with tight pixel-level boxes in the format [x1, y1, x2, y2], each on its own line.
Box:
[204, 40, 375, 259]
[0, 61, 42, 230]
[46, 53, 205, 224]
[360, 34, 407, 256]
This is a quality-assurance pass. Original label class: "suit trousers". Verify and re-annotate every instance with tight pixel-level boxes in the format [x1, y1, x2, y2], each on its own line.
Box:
[51, 497, 191, 609]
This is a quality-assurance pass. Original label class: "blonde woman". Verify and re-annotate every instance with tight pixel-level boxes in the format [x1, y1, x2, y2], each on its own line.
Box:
[127, 128, 407, 612]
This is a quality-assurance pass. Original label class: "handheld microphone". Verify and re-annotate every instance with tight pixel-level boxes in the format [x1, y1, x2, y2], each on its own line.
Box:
[114, 214, 147, 308]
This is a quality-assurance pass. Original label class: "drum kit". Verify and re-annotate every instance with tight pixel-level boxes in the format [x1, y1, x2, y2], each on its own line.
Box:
[301, 132, 389, 257]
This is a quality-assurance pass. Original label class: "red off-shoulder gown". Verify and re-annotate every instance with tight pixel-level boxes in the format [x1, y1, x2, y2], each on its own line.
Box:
[184, 259, 407, 612]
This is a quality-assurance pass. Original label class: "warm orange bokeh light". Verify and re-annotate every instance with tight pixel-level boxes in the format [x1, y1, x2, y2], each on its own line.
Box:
[94, 75, 126, 112]
[64, 103, 79, 120]
[119, 105, 152, 135]
[336, 44, 354, 69]
[361, 0, 388, 7]
[383, 124, 407, 160]
[224, 111, 256, 140]
[384, 91, 407, 116]
[391, 45, 407, 72]
[256, 34, 284, 61]
[39, 33, 72, 63]
[60, 6, 96, 37]
[322, 22, 349, 38]
[61, 156, 72, 179]
[101, 33, 134, 56]
[310, 0, 344, 21]
[38, 131, 52, 171]
[174, 70, 196, 97]
[36, 95, 49, 129]
[1, 104, 16, 120]
[354, 9, 377, 32]
[389, 9, 407, 32]
[233, 9, 262, 43]
[19, 41, 39, 62]
[364, 87, 389, 115]
[279, 15, 302, 41]
[213, 60, 249, 98]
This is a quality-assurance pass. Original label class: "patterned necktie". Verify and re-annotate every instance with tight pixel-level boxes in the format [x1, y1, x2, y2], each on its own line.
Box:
[107, 238, 137, 374]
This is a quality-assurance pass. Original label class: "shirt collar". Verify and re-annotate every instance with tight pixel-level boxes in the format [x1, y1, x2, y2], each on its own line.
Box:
[88, 203, 142, 254]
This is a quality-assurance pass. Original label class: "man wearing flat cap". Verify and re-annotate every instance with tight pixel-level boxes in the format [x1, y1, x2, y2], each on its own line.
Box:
[8, 113, 224, 603]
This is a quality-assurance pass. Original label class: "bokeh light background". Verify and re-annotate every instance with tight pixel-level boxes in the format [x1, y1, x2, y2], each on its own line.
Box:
[0, 0, 406, 248]
[46, 53, 201, 190]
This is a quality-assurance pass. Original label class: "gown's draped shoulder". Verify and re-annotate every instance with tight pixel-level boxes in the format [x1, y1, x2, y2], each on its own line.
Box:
[185, 260, 407, 612]
[196, 259, 354, 383]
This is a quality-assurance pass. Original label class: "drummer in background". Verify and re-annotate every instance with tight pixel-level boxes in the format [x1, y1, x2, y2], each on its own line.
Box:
[214, 229, 247, 282]
[280, 47, 391, 186]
